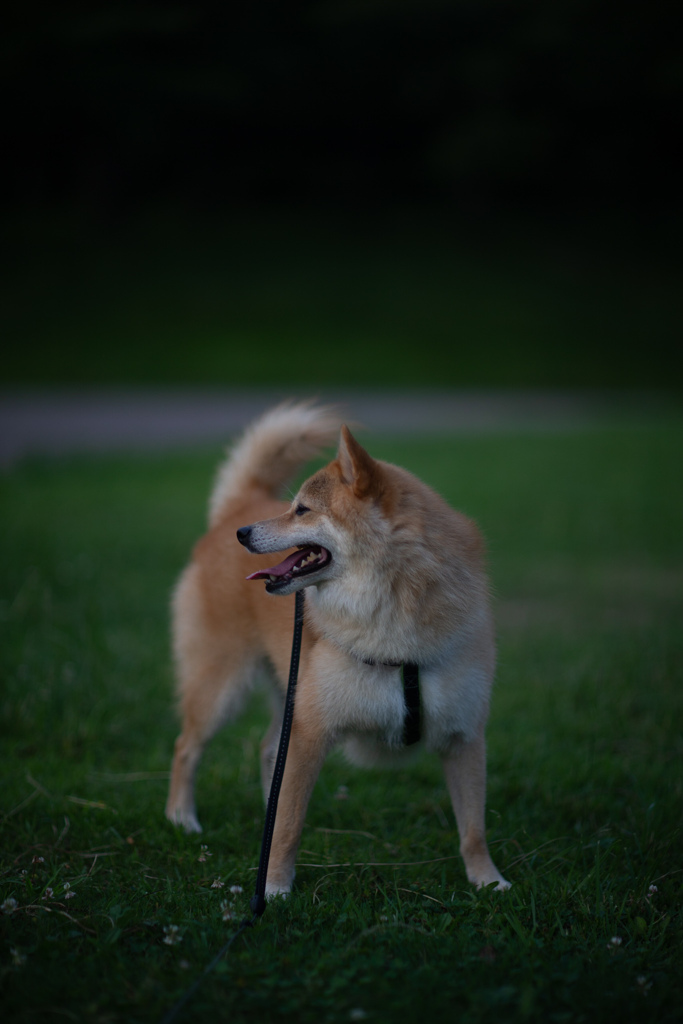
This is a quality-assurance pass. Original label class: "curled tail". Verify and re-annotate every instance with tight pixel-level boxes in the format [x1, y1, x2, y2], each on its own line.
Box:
[208, 401, 340, 527]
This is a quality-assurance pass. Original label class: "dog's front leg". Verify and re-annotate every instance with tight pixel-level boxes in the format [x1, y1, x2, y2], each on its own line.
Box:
[265, 711, 331, 897]
[442, 728, 510, 891]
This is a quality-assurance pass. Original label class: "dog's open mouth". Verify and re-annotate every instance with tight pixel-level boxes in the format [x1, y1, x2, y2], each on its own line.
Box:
[246, 545, 332, 591]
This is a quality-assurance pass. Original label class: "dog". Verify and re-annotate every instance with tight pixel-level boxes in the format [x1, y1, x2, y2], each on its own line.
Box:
[166, 402, 509, 895]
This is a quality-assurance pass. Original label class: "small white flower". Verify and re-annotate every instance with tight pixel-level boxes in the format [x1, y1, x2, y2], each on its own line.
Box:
[349, 1010, 367, 1021]
[211, 879, 225, 889]
[64, 891, 76, 900]
[31, 856, 45, 865]
[608, 936, 622, 948]
[198, 844, 212, 863]
[163, 925, 182, 946]
[229, 885, 243, 895]
[42, 887, 54, 900]
[648, 884, 658, 895]
[2, 898, 18, 915]
[220, 900, 235, 921]
[636, 975, 653, 995]
[10, 947, 26, 967]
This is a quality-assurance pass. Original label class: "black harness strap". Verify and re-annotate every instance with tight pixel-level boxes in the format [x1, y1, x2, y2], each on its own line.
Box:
[401, 662, 421, 746]
[361, 655, 422, 745]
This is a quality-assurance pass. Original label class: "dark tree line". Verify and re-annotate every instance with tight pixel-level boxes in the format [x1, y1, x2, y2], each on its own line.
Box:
[4, 0, 681, 214]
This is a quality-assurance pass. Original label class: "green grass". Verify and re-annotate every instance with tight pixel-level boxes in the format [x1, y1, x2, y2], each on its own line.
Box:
[1, 424, 682, 1023]
[3, 207, 682, 389]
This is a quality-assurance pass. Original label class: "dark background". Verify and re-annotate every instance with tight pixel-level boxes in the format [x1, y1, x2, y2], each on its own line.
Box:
[3, 0, 682, 390]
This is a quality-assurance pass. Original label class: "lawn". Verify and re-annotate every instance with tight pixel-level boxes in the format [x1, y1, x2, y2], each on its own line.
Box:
[1, 423, 682, 1022]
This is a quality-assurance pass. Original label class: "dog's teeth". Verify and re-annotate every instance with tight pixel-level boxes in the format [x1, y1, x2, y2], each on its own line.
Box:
[269, 575, 277, 582]
[290, 549, 325, 576]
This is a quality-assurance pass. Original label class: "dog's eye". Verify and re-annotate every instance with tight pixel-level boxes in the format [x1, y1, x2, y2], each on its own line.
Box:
[295, 504, 310, 516]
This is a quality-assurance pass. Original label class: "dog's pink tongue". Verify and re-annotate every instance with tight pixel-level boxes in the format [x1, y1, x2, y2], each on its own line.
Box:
[246, 549, 303, 581]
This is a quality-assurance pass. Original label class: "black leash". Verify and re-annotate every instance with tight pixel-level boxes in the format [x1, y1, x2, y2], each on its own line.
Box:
[160, 589, 305, 1024]
[251, 587, 305, 916]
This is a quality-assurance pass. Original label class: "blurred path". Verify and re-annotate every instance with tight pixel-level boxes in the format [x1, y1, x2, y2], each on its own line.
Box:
[0, 388, 673, 466]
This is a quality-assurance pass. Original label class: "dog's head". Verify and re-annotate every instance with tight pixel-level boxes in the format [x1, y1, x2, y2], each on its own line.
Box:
[237, 426, 390, 595]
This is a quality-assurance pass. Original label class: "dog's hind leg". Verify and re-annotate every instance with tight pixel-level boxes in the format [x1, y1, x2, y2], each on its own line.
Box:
[166, 565, 259, 833]
[442, 728, 510, 891]
[166, 657, 257, 833]
[166, 652, 258, 833]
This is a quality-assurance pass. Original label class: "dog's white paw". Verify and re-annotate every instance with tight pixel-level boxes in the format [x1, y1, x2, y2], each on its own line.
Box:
[265, 883, 291, 900]
[466, 859, 511, 891]
[166, 807, 202, 834]
[474, 873, 511, 892]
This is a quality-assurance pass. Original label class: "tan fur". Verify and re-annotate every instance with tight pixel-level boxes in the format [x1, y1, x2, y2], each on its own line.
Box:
[166, 403, 509, 894]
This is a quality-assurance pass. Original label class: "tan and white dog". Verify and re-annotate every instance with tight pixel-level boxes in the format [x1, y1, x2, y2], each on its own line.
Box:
[166, 402, 509, 895]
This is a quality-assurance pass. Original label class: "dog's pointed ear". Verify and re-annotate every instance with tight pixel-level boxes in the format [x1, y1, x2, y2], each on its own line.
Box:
[337, 425, 381, 499]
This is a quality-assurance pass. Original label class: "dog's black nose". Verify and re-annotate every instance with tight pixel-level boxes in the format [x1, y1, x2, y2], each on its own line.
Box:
[236, 525, 252, 546]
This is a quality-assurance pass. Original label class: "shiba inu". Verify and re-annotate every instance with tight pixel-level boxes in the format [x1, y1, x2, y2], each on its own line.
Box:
[166, 402, 509, 895]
